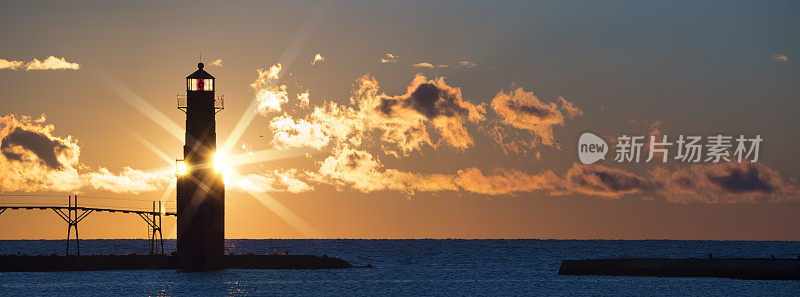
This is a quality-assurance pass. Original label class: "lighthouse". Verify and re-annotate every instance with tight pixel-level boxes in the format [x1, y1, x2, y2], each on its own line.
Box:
[176, 62, 225, 271]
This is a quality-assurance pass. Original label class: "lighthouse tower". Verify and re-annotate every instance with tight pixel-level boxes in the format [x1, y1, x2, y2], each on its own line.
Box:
[176, 63, 225, 271]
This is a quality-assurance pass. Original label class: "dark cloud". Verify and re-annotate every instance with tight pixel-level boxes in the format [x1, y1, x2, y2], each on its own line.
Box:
[353, 74, 485, 153]
[378, 82, 470, 119]
[566, 163, 656, 198]
[0, 114, 170, 194]
[1, 127, 68, 169]
[707, 165, 775, 193]
[653, 162, 798, 204]
[506, 100, 558, 120]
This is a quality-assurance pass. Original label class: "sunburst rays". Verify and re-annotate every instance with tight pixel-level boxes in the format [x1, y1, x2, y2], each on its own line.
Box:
[92, 1, 331, 237]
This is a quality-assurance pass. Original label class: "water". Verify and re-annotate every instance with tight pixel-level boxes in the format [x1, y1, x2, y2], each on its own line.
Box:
[1, 239, 799, 296]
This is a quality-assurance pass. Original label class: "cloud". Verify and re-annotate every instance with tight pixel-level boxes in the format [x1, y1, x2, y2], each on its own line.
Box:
[458, 60, 477, 68]
[308, 151, 800, 204]
[311, 53, 325, 66]
[0, 114, 82, 192]
[25, 56, 80, 70]
[652, 162, 800, 204]
[261, 74, 485, 156]
[1, 126, 73, 170]
[256, 84, 289, 114]
[380, 53, 398, 64]
[297, 91, 310, 107]
[84, 167, 171, 194]
[559, 162, 800, 203]
[771, 54, 788, 63]
[376, 76, 484, 121]
[0, 59, 25, 70]
[486, 125, 537, 155]
[250, 64, 288, 114]
[310, 147, 569, 196]
[312, 145, 457, 193]
[307, 101, 366, 147]
[269, 114, 330, 150]
[0, 114, 171, 194]
[454, 167, 565, 195]
[412, 62, 434, 68]
[559, 97, 583, 118]
[309, 152, 639, 198]
[210, 59, 223, 67]
[229, 169, 313, 193]
[314, 145, 404, 192]
[298, 136, 799, 204]
[251, 64, 282, 85]
[242, 66, 798, 205]
[491, 88, 580, 146]
[0, 56, 80, 71]
[366, 74, 486, 153]
[566, 163, 655, 198]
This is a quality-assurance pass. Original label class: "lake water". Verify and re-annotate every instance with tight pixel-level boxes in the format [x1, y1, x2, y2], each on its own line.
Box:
[1, 239, 799, 296]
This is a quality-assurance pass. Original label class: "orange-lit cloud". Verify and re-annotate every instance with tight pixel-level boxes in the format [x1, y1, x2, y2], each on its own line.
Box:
[297, 90, 310, 107]
[25, 56, 80, 70]
[560, 162, 800, 203]
[412, 62, 434, 68]
[487, 125, 538, 156]
[0, 59, 25, 70]
[458, 60, 477, 68]
[210, 59, 223, 67]
[0, 114, 82, 192]
[257, 73, 485, 156]
[559, 97, 583, 118]
[307, 151, 800, 203]
[652, 161, 800, 204]
[566, 163, 655, 198]
[0, 56, 79, 71]
[380, 53, 398, 64]
[311, 53, 325, 65]
[366, 74, 486, 153]
[9, 111, 793, 204]
[251, 64, 282, 85]
[491, 88, 580, 146]
[240, 68, 800, 205]
[0, 114, 168, 194]
[269, 114, 330, 150]
[311, 145, 457, 194]
[251, 64, 289, 114]
[771, 54, 788, 63]
[84, 167, 171, 194]
[454, 167, 565, 195]
[255, 84, 289, 114]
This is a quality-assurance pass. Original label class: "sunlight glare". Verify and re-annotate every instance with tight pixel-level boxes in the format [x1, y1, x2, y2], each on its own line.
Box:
[176, 160, 187, 176]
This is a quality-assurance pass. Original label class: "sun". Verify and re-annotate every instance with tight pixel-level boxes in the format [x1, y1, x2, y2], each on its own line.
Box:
[214, 152, 236, 182]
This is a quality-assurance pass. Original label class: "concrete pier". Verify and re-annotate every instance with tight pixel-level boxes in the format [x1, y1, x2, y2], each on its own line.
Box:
[559, 258, 800, 280]
[0, 254, 352, 272]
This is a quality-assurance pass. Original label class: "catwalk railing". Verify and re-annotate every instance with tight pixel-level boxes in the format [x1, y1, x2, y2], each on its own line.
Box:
[177, 94, 224, 113]
[0, 194, 175, 255]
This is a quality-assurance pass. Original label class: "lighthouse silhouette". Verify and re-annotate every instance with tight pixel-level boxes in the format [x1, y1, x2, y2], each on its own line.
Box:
[176, 62, 225, 271]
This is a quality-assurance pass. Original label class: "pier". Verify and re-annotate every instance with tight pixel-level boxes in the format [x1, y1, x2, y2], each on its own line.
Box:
[0, 254, 352, 272]
[0, 194, 171, 255]
[559, 258, 800, 280]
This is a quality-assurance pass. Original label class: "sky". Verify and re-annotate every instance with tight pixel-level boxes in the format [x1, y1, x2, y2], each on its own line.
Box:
[1, 0, 799, 240]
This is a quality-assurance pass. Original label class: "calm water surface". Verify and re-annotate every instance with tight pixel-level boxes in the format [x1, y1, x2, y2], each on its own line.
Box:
[1, 239, 799, 296]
